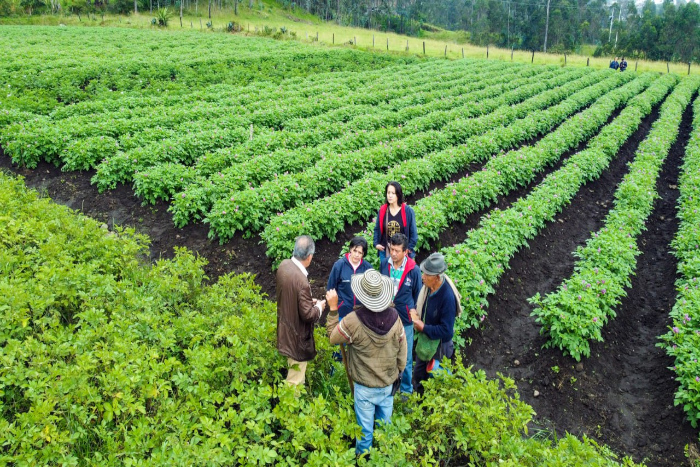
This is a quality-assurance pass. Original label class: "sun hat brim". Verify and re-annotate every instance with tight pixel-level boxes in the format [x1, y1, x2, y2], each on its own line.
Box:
[351, 271, 394, 313]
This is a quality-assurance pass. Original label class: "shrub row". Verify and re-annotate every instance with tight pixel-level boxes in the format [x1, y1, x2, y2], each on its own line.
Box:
[261, 71, 633, 264]
[1, 44, 443, 169]
[0, 27, 415, 110]
[166, 64, 553, 223]
[46, 58, 449, 120]
[131, 62, 524, 204]
[87, 60, 497, 188]
[657, 93, 700, 429]
[407, 74, 655, 253]
[209, 67, 603, 242]
[530, 76, 699, 361]
[438, 74, 678, 344]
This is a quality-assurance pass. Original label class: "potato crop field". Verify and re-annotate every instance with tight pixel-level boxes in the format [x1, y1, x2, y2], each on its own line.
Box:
[2, 25, 700, 466]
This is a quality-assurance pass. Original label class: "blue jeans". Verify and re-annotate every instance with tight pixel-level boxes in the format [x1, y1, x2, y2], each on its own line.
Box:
[354, 383, 394, 454]
[401, 324, 414, 394]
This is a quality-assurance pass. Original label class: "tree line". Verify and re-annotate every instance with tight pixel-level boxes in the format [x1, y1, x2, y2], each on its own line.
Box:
[284, 0, 700, 63]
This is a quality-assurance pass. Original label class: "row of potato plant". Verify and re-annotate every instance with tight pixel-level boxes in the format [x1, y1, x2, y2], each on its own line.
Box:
[46, 58, 449, 120]
[86, 60, 490, 188]
[530, 76, 699, 361]
[0, 171, 641, 466]
[352, 73, 655, 267]
[154, 71, 497, 183]
[209, 67, 605, 242]
[656, 94, 700, 429]
[438, 74, 678, 345]
[1, 52, 442, 169]
[123, 62, 520, 200]
[404, 74, 655, 253]
[261, 71, 634, 264]
[166, 64, 552, 222]
[5, 66, 407, 170]
[1, 27, 414, 111]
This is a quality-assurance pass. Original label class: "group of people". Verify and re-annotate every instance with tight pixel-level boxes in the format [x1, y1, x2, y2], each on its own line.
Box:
[609, 56, 628, 71]
[275, 181, 460, 455]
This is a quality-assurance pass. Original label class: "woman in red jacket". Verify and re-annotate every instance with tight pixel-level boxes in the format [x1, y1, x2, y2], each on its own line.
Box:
[373, 181, 418, 261]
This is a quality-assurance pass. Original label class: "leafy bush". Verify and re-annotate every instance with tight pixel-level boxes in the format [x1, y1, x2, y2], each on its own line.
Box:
[156, 7, 172, 26]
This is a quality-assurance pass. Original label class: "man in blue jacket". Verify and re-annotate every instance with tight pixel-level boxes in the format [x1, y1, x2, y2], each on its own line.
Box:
[410, 253, 457, 395]
[380, 233, 422, 394]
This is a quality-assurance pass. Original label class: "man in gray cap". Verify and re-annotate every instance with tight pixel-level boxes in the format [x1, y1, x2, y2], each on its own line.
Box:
[326, 269, 407, 455]
[410, 252, 460, 394]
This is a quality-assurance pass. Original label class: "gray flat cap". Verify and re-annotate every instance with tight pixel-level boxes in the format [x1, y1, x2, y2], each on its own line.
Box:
[420, 253, 447, 275]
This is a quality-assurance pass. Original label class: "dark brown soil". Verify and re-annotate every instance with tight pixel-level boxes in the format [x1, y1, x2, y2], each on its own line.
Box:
[1, 100, 698, 466]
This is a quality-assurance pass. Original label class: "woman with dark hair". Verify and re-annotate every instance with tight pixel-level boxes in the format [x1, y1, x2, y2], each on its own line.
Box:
[373, 181, 418, 260]
[327, 236, 374, 320]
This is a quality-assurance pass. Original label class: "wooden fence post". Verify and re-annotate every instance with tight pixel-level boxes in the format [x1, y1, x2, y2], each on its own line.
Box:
[462, 48, 464, 58]
[635, 61, 638, 72]
[667, 62, 670, 74]
[689, 62, 692, 75]
[444, 45, 447, 57]
[423, 41, 425, 55]
[373, 35, 375, 47]
[531, 50, 535, 63]
[587, 57, 589, 66]
[316, 31, 318, 41]
[387, 38, 389, 50]
[332, 33, 334, 44]
[564, 53, 567, 65]
[486, 45, 489, 58]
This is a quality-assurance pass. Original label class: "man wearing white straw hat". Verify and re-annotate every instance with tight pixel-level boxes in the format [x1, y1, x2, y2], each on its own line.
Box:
[326, 269, 407, 455]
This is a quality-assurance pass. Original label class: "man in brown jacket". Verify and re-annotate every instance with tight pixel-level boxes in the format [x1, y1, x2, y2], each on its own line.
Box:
[276, 235, 326, 386]
[326, 269, 407, 455]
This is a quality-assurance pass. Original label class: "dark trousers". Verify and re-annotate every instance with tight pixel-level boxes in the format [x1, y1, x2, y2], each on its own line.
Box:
[412, 340, 454, 394]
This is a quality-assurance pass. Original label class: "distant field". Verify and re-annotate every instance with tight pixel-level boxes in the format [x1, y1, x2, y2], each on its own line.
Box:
[0, 4, 697, 76]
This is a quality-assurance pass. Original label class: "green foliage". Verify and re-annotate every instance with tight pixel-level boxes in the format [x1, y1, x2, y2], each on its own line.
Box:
[212, 66, 596, 245]
[532, 75, 700, 361]
[407, 72, 653, 253]
[168, 60, 528, 225]
[435, 73, 678, 346]
[156, 7, 172, 26]
[658, 91, 700, 430]
[0, 171, 643, 465]
[264, 68, 631, 267]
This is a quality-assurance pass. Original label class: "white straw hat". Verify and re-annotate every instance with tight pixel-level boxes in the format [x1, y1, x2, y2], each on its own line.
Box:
[350, 269, 394, 313]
